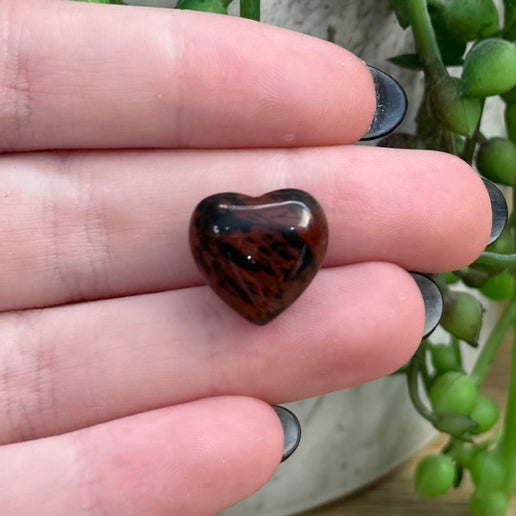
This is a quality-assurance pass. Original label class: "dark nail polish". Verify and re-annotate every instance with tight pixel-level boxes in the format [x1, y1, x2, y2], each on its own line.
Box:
[361, 66, 408, 141]
[482, 178, 508, 245]
[410, 273, 444, 339]
[272, 405, 301, 462]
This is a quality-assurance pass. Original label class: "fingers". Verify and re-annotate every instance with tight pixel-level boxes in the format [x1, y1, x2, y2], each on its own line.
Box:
[0, 0, 374, 152]
[0, 262, 423, 444]
[0, 396, 282, 515]
[0, 147, 491, 311]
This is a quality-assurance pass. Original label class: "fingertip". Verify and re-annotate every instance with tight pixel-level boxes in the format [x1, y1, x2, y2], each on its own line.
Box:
[350, 148, 493, 273]
[287, 263, 426, 386]
[360, 66, 408, 141]
[90, 397, 283, 515]
[221, 396, 286, 469]
[0, 396, 286, 515]
[436, 152, 492, 268]
[481, 178, 507, 245]
[315, 50, 377, 144]
[365, 263, 426, 375]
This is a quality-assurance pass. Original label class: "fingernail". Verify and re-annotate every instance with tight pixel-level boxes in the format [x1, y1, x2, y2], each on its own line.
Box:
[410, 273, 444, 339]
[361, 66, 408, 141]
[482, 178, 508, 245]
[272, 405, 302, 462]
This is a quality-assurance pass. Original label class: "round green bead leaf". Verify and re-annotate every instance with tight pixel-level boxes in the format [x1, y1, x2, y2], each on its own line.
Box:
[470, 395, 499, 433]
[471, 491, 509, 516]
[470, 450, 506, 490]
[440, 292, 484, 347]
[431, 344, 462, 375]
[480, 270, 514, 301]
[476, 137, 516, 186]
[435, 0, 499, 42]
[429, 372, 478, 415]
[415, 454, 456, 498]
[461, 39, 516, 98]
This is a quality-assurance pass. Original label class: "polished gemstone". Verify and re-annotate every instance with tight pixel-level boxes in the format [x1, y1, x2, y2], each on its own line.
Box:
[189, 189, 328, 325]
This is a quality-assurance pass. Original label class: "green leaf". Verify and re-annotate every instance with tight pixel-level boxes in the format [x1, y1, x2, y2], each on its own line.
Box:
[471, 491, 509, 516]
[502, 85, 516, 103]
[429, 0, 499, 42]
[240, 0, 260, 21]
[476, 137, 516, 186]
[440, 291, 484, 347]
[415, 455, 457, 497]
[388, 53, 422, 70]
[389, 0, 410, 29]
[429, 76, 482, 137]
[434, 413, 478, 438]
[461, 38, 516, 98]
[176, 0, 228, 13]
[504, 0, 516, 39]
[453, 465, 464, 488]
[430, 11, 467, 65]
[505, 21, 516, 41]
[71, 0, 125, 3]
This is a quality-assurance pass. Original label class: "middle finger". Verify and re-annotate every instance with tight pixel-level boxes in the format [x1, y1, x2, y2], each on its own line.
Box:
[0, 146, 491, 311]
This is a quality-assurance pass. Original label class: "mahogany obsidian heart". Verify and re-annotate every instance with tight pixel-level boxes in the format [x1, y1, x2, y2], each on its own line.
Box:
[189, 189, 328, 325]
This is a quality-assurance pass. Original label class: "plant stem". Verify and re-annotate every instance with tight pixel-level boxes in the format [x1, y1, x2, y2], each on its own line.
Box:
[461, 104, 486, 165]
[451, 336, 463, 369]
[498, 185, 516, 492]
[444, 439, 472, 468]
[498, 326, 516, 492]
[440, 129, 454, 155]
[407, 350, 438, 423]
[405, 0, 447, 82]
[405, 1, 460, 153]
[462, 135, 478, 165]
[419, 342, 433, 390]
[470, 300, 516, 386]
[239, 0, 259, 20]
[476, 251, 516, 268]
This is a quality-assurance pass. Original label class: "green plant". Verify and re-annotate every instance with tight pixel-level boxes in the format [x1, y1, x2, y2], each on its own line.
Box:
[72, 0, 516, 513]
[73, 0, 260, 19]
[71, 0, 126, 3]
[388, 1, 516, 513]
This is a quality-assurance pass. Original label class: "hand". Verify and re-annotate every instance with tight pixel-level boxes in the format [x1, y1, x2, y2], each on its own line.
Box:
[0, 1, 492, 514]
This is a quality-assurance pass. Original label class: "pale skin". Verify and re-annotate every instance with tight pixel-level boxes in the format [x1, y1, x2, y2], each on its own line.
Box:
[0, 0, 492, 514]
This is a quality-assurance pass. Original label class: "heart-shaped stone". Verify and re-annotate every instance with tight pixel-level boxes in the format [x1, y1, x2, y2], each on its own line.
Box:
[189, 189, 328, 325]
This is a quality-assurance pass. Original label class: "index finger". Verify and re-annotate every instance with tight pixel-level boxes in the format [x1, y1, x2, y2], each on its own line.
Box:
[0, 0, 376, 152]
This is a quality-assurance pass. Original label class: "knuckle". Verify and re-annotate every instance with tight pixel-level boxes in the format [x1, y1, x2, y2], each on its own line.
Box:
[0, 2, 32, 152]
[0, 311, 56, 444]
[47, 156, 111, 301]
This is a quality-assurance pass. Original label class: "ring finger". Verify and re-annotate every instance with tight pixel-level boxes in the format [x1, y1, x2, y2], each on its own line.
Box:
[0, 261, 425, 444]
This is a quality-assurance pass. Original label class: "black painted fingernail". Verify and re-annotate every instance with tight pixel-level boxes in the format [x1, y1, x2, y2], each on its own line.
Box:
[361, 66, 408, 141]
[272, 405, 301, 462]
[410, 273, 444, 339]
[482, 178, 508, 245]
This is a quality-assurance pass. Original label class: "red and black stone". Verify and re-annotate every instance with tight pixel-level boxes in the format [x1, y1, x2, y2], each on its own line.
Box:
[189, 189, 328, 325]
